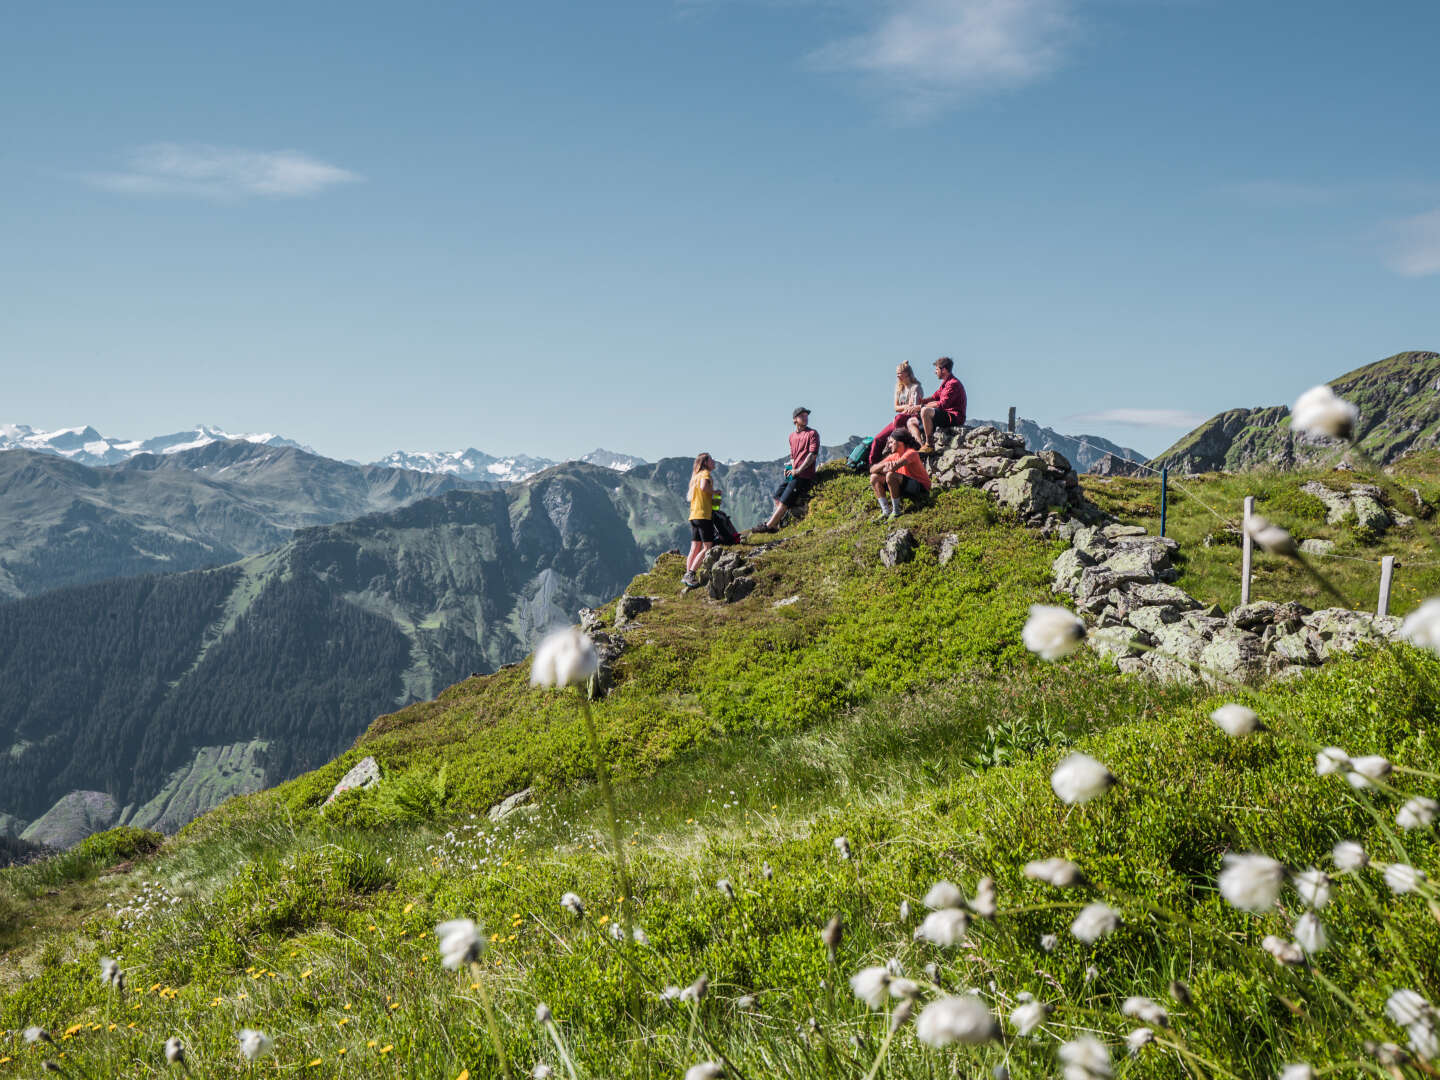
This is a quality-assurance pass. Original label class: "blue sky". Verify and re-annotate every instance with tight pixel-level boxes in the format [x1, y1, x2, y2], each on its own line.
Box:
[3, 0, 1437, 463]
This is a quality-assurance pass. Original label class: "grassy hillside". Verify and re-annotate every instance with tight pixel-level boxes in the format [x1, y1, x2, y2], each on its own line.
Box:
[3, 467, 1439, 1078]
[1081, 452, 1440, 614]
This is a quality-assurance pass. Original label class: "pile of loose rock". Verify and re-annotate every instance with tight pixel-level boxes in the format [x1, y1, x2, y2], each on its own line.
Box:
[927, 425, 1099, 529]
[1048, 522, 1400, 684]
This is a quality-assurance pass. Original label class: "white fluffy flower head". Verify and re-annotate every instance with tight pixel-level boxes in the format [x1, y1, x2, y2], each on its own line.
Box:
[1245, 514, 1298, 556]
[924, 881, 963, 910]
[1126, 1027, 1155, 1055]
[530, 626, 599, 688]
[164, 1036, 185, 1063]
[1315, 746, 1349, 776]
[1051, 753, 1116, 805]
[1262, 935, 1304, 966]
[1346, 754, 1393, 789]
[850, 966, 891, 1009]
[1386, 862, 1426, 895]
[238, 1029, 274, 1061]
[1402, 598, 1440, 654]
[1211, 703, 1264, 737]
[1059, 1035, 1112, 1079]
[435, 918, 485, 970]
[1024, 858, 1086, 888]
[914, 996, 998, 1046]
[1333, 840, 1368, 871]
[1010, 999, 1049, 1036]
[1398, 797, 1439, 831]
[1023, 605, 1087, 660]
[1218, 853, 1285, 913]
[1292, 868, 1331, 908]
[1279, 1067, 1314, 1080]
[915, 907, 971, 947]
[1294, 912, 1328, 955]
[1291, 384, 1358, 440]
[1070, 902, 1121, 944]
[685, 1063, 724, 1080]
[1121, 996, 1168, 1026]
[560, 892, 585, 916]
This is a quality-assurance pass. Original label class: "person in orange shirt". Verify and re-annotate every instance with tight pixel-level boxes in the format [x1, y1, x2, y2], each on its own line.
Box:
[868, 431, 931, 520]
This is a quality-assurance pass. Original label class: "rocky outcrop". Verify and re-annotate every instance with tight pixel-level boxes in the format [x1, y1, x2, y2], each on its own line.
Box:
[614, 594, 653, 629]
[20, 791, 120, 849]
[880, 528, 918, 567]
[926, 426, 1102, 530]
[324, 756, 381, 806]
[488, 787, 535, 822]
[1300, 481, 1408, 533]
[1050, 523, 1402, 684]
[706, 549, 757, 603]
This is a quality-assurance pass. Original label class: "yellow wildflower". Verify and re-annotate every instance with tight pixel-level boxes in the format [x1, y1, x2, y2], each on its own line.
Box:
[379, 1045, 393, 1054]
[307, 1059, 323, 1067]
[403, 903, 414, 914]
[301, 969, 313, 979]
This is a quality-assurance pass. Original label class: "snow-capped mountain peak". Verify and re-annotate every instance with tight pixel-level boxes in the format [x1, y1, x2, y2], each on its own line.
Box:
[371, 447, 648, 483]
[0, 423, 315, 467]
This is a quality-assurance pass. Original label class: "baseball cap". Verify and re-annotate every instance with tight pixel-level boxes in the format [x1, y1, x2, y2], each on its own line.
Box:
[792, 406, 811, 418]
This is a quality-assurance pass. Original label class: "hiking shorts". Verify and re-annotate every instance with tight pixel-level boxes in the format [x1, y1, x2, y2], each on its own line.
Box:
[897, 475, 926, 500]
[774, 476, 813, 507]
[690, 517, 717, 543]
[927, 407, 961, 429]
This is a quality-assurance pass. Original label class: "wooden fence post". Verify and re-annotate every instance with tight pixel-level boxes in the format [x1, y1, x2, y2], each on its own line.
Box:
[1007, 406, 1016, 434]
[1378, 555, 1396, 617]
[1240, 495, 1254, 605]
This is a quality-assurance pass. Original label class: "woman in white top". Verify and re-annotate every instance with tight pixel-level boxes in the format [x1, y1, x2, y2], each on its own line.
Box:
[894, 361, 924, 411]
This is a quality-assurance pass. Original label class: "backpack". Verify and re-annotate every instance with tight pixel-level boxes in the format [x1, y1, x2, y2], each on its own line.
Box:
[847, 437, 875, 472]
[711, 509, 743, 546]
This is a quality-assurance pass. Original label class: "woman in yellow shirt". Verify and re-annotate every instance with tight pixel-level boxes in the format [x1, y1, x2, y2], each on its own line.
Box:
[683, 452, 717, 588]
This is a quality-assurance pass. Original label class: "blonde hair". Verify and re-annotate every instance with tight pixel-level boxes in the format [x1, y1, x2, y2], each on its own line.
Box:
[687, 452, 712, 499]
[895, 362, 918, 396]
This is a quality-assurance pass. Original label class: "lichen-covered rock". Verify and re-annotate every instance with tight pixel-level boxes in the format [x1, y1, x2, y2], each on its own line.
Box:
[880, 528, 919, 568]
[992, 470, 1069, 518]
[938, 533, 961, 566]
[1051, 547, 1095, 594]
[614, 594, 653, 629]
[707, 550, 756, 602]
[324, 757, 381, 806]
[488, 787, 535, 822]
[1226, 601, 1279, 630]
[1200, 629, 1268, 685]
[1299, 538, 1336, 555]
[1272, 630, 1321, 666]
[1128, 605, 1180, 635]
[1126, 582, 1200, 610]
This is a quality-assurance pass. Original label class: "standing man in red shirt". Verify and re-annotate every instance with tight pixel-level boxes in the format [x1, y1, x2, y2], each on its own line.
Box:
[752, 406, 820, 534]
[909, 357, 967, 453]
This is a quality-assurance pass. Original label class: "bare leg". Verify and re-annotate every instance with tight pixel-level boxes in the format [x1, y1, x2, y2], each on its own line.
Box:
[886, 472, 905, 503]
[920, 407, 937, 447]
[686, 541, 705, 572]
[905, 418, 924, 444]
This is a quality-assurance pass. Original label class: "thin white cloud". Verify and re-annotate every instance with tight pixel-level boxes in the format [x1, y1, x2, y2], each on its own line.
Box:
[1068, 408, 1208, 428]
[1384, 209, 1440, 277]
[86, 144, 362, 200]
[807, 0, 1078, 114]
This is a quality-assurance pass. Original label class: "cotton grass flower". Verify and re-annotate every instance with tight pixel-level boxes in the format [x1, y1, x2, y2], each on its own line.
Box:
[1051, 753, 1116, 804]
[850, 967, 891, 1009]
[1334, 840, 1369, 871]
[1010, 1000, 1050, 1036]
[971, 877, 997, 918]
[716, 878, 736, 901]
[915, 908, 970, 947]
[1294, 912, 1328, 954]
[1126, 1027, 1155, 1055]
[889, 977, 922, 1000]
[100, 956, 125, 990]
[1315, 746, 1349, 776]
[1402, 598, 1440, 653]
[436, 918, 485, 969]
[924, 881, 963, 910]
[680, 975, 709, 1003]
[1292, 868, 1332, 908]
[1347, 754, 1393, 789]
[1291, 384, 1358, 440]
[1386, 989, 1432, 1026]
[1386, 863, 1426, 894]
[164, 1037, 185, 1064]
[1262, 935, 1304, 966]
[1040, 933, 1059, 952]
[560, 892, 585, 917]
[238, 1029, 274, 1061]
[535, 1003, 553, 1025]
[898, 899, 910, 921]
[833, 836, 851, 860]
[1121, 997, 1169, 1026]
[685, 1064, 723, 1080]
[1398, 797, 1438, 830]
[1279, 1066, 1314, 1080]
[532, 1065, 554, 1080]
[1244, 514, 1298, 556]
[1218, 853, 1285, 912]
[1070, 902, 1121, 944]
[914, 995, 999, 1046]
[529, 626, 599, 688]
[885, 956, 905, 977]
[1024, 858, 1086, 888]
[1059, 1035, 1113, 1079]
[1211, 703, 1264, 736]
[1023, 605, 1087, 660]
[1410, 1019, 1439, 1061]
[24, 1028, 53, 1045]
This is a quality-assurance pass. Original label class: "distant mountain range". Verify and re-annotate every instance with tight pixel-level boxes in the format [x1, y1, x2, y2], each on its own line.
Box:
[0, 423, 316, 466]
[371, 447, 648, 483]
[1151, 350, 1440, 473]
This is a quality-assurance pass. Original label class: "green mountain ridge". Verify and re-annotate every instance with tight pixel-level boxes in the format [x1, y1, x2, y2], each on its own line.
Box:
[1153, 349, 1440, 472]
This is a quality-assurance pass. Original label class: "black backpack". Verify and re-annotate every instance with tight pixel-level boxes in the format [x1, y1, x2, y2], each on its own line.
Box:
[711, 509, 743, 546]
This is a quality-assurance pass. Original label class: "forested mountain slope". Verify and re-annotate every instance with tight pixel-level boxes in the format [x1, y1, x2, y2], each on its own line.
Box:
[0, 441, 492, 600]
[0, 467, 646, 842]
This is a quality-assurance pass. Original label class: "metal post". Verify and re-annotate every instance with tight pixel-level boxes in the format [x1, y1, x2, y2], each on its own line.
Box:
[1007, 406, 1016, 434]
[1159, 467, 1168, 538]
[1240, 495, 1254, 605]
[1378, 555, 1396, 617]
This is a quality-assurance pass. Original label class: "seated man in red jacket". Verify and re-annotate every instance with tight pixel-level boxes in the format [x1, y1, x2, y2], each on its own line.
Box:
[908, 356, 967, 453]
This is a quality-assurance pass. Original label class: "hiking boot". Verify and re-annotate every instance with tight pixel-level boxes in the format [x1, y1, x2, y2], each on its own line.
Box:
[919, 443, 934, 454]
[681, 571, 699, 587]
[874, 510, 891, 523]
[751, 523, 777, 534]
